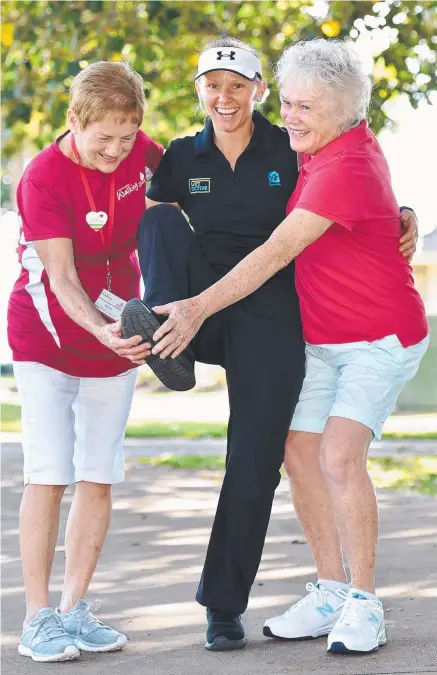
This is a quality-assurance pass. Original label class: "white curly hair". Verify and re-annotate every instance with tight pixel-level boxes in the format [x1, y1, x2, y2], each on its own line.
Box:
[275, 38, 372, 131]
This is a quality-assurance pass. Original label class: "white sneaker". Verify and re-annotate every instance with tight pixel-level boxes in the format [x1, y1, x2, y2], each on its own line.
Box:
[327, 590, 387, 654]
[263, 582, 348, 640]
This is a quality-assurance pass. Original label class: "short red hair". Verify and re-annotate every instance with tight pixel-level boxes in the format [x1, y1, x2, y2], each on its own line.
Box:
[69, 61, 146, 128]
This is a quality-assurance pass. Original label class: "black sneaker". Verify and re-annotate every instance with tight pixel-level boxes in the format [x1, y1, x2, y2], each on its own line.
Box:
[205, 608, 246, 651]
[121, 298, 195, 392]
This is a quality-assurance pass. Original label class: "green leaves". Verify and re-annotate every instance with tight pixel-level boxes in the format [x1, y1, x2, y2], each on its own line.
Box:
[1, 0, 436, 156]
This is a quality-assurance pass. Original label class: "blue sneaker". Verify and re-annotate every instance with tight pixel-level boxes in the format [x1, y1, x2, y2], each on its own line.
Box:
[57, 600, 127, 652]
[18, 607, 80, 662]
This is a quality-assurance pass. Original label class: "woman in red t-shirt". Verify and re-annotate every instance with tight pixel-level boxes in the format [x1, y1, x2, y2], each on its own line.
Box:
[7, 61, 164, 661]
[146, 39, 428, 656]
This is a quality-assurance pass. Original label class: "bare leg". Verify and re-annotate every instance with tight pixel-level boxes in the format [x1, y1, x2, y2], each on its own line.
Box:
[284, 431, 347, 582]
[60, 482, 111, 612]
[320, 417, 376, 593]
[20, 484, 67, 622]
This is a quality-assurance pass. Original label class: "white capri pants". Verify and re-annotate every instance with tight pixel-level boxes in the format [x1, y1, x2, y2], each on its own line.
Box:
[13, 361, 137, 486]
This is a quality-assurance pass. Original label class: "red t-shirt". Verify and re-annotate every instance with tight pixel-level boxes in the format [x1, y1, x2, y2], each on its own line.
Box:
[8, 130, 163, 377]
[287, 121, 427, 347]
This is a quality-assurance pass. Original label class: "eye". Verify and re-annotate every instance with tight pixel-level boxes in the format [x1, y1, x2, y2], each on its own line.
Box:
[207, 83, 218, 89]
[301, 105, 310, 111]
[233, 83, 244, 89]
[122, 135, 135, 141]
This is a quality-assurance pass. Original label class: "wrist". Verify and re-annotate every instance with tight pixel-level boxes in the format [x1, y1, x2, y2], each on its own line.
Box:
[93, 321, 109, 342]
[193, 293, 210, 321]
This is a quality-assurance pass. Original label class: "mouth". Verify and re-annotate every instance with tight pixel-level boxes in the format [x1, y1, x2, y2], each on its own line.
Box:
[215, 107, 239, 120]
[288, 128, 310, 139]
[99, 154, 119, 164]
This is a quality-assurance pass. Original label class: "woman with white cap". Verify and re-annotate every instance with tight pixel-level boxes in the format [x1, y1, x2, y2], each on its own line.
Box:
[121, 37, 417, 652]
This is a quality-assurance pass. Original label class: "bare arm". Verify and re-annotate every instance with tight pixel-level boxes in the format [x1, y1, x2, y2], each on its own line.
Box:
[151, 209, 333, 358]
[34, 237, 151, 364]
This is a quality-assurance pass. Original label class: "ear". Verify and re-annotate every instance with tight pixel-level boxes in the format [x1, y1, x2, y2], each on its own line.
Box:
[67, 109, 81, 133]
[255, 80, 268, 103]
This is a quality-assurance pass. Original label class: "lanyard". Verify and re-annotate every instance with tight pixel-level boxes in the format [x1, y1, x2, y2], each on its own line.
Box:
[70, 134, 115, 291]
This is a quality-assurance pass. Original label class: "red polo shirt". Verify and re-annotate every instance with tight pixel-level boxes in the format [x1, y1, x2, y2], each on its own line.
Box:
[287, 121, 427, 347]
[8, 130, 163, 377]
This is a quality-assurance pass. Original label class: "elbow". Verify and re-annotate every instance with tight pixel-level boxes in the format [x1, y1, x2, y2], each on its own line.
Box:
[49, 272, 73, 298]
[265, 240, 293, 271]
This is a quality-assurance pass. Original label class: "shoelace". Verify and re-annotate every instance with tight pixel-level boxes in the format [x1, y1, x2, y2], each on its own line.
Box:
[70, 601, 108, 637]
[30, 611, 66, 641]
[337, 597, 381, 629]
[284, 582, 346, 615]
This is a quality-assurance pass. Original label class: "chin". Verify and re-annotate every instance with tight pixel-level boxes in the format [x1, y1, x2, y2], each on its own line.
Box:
[289, 137, 312, 154]
[95, 159, 121, 173]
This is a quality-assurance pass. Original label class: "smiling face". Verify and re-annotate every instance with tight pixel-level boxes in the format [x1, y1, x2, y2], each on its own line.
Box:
[196, 71, 265, 134]
[280, 82, 341, 156]
[68, 110, 138, 173]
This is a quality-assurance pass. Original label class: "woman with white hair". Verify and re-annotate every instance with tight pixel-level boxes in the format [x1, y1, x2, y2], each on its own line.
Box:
[148, 39, 428, 655]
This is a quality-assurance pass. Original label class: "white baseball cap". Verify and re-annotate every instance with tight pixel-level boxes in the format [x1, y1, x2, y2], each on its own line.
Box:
[194, 47, 263, 82]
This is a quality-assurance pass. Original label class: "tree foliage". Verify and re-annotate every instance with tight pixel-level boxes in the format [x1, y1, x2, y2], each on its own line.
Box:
[1, 0, 436, 156]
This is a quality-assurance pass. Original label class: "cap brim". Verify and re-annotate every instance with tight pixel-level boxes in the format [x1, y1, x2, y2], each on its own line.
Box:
[194, 66, 260, 82]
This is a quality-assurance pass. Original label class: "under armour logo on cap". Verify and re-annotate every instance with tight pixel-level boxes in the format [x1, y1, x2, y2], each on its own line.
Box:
[216, 50, 236, 61]
[194, 47, 262, 82]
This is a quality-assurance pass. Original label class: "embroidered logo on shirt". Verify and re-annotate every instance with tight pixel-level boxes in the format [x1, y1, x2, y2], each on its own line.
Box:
[268, 171, 281, 186]
[117, 171, 146, 200]
[189, 178, 211, 194]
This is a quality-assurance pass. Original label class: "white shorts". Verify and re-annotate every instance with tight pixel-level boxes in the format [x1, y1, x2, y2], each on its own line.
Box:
[290, 334, 428, 439]
[13, 362, 137, 485]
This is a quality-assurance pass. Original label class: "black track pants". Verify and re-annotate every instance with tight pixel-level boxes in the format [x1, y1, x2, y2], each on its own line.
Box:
[137, 204, 305, 614]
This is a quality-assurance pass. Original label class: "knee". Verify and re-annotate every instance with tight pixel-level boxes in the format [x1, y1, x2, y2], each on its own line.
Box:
[319, 446, 363, 488]
[25, 484, 67, 503]
[138, 203, 187, 243]
[282, 432, 313, 479]
[76, 481, 111, 499]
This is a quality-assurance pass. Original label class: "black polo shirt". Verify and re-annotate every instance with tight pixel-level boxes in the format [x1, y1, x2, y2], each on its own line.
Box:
[147, 112, 299, 276]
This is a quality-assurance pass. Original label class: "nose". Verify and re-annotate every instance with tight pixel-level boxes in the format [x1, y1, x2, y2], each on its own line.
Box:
[217, 88, 231, 104]
[104, 139, 122, 157]
[283, 105, 301, 125]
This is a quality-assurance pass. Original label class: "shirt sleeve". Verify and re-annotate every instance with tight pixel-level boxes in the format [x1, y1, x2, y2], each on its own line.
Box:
[18, 180, 73, 242]
[296, 158, 367, 231]
[146, 141, 183, 206]
[145, 138, 164, 179]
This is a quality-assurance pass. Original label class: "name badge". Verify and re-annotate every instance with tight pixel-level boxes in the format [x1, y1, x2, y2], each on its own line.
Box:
[95, 289, 126, 320]
[189, 178, 210, 194]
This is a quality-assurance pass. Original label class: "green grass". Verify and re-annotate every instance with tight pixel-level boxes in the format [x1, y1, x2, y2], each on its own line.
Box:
[140, 455, 225, 470]
[139, 455, 437, 496]
[125, 420, 228, 438]
[127, 421, 437, 440]
[367, 456, 437, 495]
[2, 408, 437, 440]
[1, 402, 21, 433]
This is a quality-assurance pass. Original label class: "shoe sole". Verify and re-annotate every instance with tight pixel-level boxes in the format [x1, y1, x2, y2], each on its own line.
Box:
[18, 644, 80, 662]
[263, 626, 329, 641]
[205, 636, 247, 651]
[328, 635, 387, 655]
[75, 635, 127, 652]
[121, 299, 195, 392]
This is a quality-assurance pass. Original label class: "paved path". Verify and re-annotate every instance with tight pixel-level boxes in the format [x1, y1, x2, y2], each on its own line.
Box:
[2, 435, 437, 459]
[1, 445, 437, 675]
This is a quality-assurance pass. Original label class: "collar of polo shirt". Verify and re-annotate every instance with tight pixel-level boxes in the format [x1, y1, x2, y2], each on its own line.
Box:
[194, 47, 262, 82]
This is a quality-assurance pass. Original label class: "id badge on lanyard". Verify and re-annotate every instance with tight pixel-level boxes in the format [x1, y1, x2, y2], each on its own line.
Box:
[71, 135, 126, 320]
